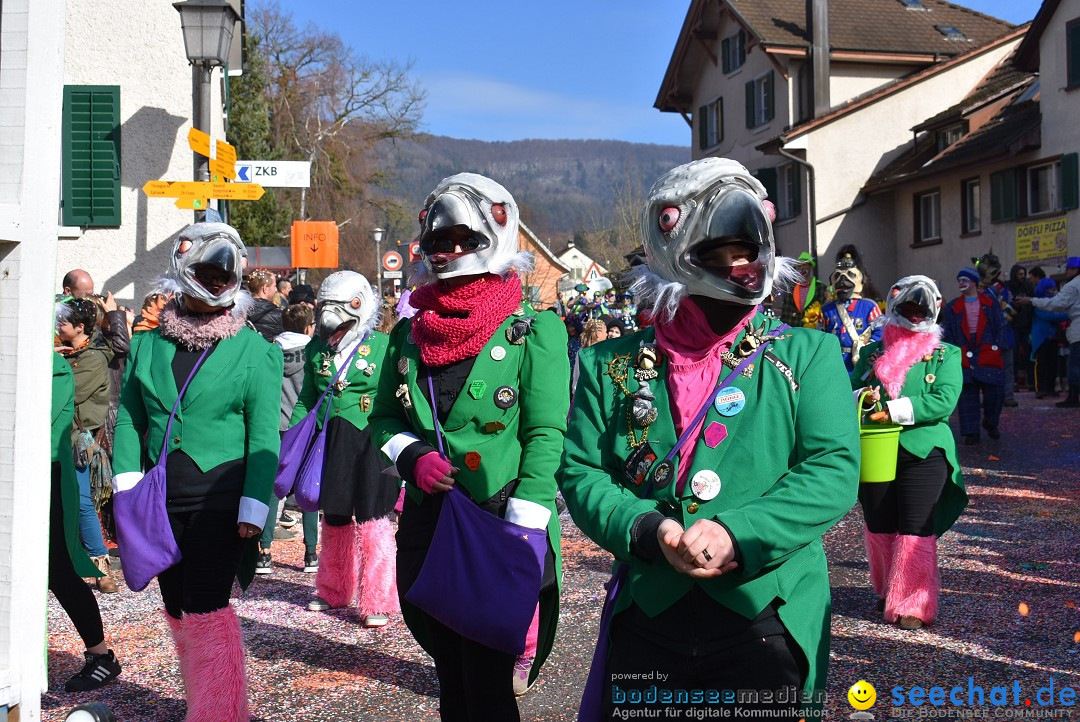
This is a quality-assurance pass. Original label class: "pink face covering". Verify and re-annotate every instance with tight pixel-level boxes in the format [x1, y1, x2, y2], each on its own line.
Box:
[653, 298, 755, 490]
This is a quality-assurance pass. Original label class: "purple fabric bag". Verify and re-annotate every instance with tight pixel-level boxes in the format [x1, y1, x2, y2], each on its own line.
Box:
[404, 486, 548, 655]
[113, 347, 210, 592]
[273, 339, 365, 504]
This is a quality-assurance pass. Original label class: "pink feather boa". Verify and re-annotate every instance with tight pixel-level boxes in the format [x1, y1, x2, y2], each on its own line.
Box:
[873, 324, 942, 399]
[159, 299, 247, 350]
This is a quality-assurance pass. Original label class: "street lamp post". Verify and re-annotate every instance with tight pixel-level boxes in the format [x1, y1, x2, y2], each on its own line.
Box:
[173, 0, 239, 221]
[373, 227, 385, 299]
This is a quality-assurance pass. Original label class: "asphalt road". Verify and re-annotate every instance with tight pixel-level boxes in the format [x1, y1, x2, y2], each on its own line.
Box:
[43, 390, 1080, 720]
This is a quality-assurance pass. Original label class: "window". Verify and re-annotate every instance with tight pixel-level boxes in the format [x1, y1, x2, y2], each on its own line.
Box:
[914, 190, 941, 244]
[1067, 19, 1080, 88]
[935, 24, 968, 41]
[936, 123, 965, 152]
[777, 163, 801, 221]
[990, 168, 1018, 222]
[721, 30, 746, 74]
[961, 178, 980, 234]
[1027, 161, 1059, 215]
[697, 98, 723, 150]
[898, 0, 927, 9]
[745, 72, 774, 129]
[62, 85, 121, 227]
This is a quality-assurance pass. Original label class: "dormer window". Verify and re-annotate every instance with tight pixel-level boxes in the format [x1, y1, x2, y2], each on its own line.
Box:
[936, 24, 968, 41]
[936, 123, 966, 152]
[898, 0, 927, 10]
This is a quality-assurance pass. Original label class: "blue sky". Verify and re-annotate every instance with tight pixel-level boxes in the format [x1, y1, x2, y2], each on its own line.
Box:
[276, 1, 1038, 146]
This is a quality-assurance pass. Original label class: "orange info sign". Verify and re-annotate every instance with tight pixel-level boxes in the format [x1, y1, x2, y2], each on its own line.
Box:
[291, 221, 339, 268]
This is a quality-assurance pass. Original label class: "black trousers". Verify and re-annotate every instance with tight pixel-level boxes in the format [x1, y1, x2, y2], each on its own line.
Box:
[1034, 339, 1060, 395]
[158, 509, 245, 618]
[49, 462, 105, 649]
[604, 587, 807, 720]
[859, 447, 948, 537]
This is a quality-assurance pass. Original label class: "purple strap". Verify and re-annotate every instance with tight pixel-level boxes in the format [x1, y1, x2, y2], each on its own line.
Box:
[157, 346, 211, 466]
[425, 372, 447, 458]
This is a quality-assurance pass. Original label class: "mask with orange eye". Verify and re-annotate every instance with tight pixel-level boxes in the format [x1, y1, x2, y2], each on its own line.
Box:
[315, 270, 377, 351]
[416, 173, 523, 281]
[640, 157, 778, 306]
[168, 222, 247, 309]
[885, 275, 941, 332]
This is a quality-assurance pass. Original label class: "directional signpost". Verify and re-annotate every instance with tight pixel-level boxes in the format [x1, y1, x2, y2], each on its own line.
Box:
[234, 160, 311, 188]
[187, 128, 237, 179]
[143, 180, 265, 201]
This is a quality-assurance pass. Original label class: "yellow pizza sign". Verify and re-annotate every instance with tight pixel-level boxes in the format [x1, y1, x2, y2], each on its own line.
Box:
[1015, 216, 1067, 265]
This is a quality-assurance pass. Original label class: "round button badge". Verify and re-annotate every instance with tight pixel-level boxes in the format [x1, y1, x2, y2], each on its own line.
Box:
[713, 387, 746, 417]
[491, 346, 507, 361]
[690, 470, 722, 501]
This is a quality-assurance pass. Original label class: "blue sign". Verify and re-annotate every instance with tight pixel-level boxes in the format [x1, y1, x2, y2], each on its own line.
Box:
[236, 164, 252, 182]
[713, 386, 746, 417]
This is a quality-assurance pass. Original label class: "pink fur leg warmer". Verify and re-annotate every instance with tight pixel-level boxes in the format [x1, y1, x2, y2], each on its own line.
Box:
[180, 606, 249, 722]
[523, 604, 540, 657]
[863, 528, 897, 599]
[355, 517, 400, 617]
[164, 610, 188, 693]
[884, 534, 939, 625]
[315, 520, 360, 609]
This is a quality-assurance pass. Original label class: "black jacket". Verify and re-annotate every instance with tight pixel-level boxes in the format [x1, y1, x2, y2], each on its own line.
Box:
[248, 298, 283, 341]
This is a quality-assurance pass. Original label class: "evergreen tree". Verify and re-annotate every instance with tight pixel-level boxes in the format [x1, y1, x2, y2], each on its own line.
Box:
[227, 32, 293, 246]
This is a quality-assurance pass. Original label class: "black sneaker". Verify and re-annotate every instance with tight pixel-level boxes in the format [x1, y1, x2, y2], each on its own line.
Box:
[278, 511, 297, 528]
[255, 552, 273, 575]
[304, 551, 319, 573]
[982, 423, 1001, 440]
[65, 650, 121, 692]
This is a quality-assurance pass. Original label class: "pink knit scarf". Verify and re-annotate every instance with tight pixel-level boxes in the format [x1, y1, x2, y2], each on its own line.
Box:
[410, 274, 523, 366]
[159, 299, 246, 350]
[873, 324, 942, 399]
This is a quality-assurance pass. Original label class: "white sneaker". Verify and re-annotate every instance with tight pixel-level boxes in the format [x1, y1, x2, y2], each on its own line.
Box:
[361, 614, 389, 628]
[513, 655, 535, 696]
[308, 597, 331, 611]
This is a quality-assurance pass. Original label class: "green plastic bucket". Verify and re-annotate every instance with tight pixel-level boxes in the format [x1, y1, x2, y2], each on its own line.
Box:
[858, 391, 902, 483]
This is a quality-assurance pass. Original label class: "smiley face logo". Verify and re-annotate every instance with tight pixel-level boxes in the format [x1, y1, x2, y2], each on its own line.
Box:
[848, 680, 876, 710]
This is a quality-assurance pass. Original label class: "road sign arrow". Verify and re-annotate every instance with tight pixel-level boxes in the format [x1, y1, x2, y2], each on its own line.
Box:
[309, 244, 318, 252]
[237, 165, 250, 182]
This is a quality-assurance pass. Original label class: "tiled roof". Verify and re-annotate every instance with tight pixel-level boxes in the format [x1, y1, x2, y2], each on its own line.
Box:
[862, 73, 1041, 193]
[911, 54, 1034, 131]
[730, 0, 1015, 54]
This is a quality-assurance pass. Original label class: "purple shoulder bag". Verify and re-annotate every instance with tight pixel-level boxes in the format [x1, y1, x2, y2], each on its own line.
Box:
[403, 373, 549, 655]
[113, 347, 210, 592]
[274, 339, 366, 511]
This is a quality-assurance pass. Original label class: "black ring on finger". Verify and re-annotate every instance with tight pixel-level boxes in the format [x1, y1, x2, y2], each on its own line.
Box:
[701, 550, 712, 562]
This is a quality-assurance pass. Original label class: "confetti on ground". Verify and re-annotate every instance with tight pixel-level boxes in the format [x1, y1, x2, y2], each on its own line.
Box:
[43, 391, 1080, 720]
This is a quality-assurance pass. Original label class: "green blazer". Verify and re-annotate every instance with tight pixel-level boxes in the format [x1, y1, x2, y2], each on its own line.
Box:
[289, 332, 388, 431]
[850, 340, 967, 534]
[112, 328, 283, 589]
[369, 308, 570, 680]
[559, 313, 860, 697]
[52, 353, 100, 579]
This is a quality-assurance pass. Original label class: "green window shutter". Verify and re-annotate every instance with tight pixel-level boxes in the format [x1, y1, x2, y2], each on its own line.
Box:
[722, 38, 731, 74]
[755, 167, 778, 203]
[737, 30, 746, 66]
[990, 169, 1017, 222]
[1061, 153, 1079, 210]
[745, 80, 755, 128]
[62, 86, 121, 227]
[1068, 22, 1080, 86]
[765, 71, 775, 122]
[716, 98, 724, 145]
[698, 105, 709, 149]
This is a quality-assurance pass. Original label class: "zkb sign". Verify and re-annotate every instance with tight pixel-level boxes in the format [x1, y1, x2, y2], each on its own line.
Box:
[234, 160, 311, 188]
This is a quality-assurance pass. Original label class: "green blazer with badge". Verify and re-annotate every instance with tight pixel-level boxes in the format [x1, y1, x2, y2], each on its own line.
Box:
[369, 308, 570, 678]
[850, 340, 967, 534]
[112, 327, 283, 588]
[559, 312, 860, 697]
[290, 332, 388, 430]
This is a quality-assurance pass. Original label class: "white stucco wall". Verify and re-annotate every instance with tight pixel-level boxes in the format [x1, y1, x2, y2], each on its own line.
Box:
[1036, 0, 1080, 162]
[59, 0, 231, 305]
[802, 38, 1020, 285]
[830, 62, 912, 106]
[0, 0, 67, 718]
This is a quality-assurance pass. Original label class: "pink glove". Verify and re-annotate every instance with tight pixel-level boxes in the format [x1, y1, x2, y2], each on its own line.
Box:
[394, 487, 406, 514]
[414, 451, 453, 494]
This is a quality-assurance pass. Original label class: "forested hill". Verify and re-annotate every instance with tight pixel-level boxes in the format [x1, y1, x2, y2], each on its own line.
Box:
[378, 134, 689, 239]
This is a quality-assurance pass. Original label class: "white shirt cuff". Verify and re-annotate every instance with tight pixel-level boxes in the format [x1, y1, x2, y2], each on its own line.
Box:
[113, 472, 144, 493]
[505, 497, 552, 530]
[238, 497, 270, 530]
[886, 397, 915, 426]
[381, 432, 422, 466]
